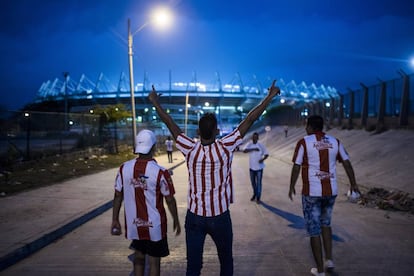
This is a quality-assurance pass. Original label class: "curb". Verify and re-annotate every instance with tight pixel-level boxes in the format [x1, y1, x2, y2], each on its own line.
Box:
[0, 201, 113, 271]
[0, 160, 186, 271]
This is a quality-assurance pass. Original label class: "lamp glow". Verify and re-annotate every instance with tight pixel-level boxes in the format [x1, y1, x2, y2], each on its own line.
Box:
[151, 7, 173, 29]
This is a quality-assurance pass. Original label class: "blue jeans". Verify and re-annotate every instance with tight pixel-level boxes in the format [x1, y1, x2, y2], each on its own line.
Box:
[167, 151, 173, 163]
[249, 169, 263, 200]
[185, 210, 233, 276]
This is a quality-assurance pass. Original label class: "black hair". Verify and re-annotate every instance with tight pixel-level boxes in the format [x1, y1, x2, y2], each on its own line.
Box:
[198, 112, 217, 139]
[307, 115, 324, 131]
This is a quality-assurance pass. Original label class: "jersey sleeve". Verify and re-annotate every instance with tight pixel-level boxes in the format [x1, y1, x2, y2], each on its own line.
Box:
[176, 133, 195, 155]
[292, 140, 305, 165]
[114, 165, 124, 192]
[220, 129, 243, 151]
[260, 143, 269, 155]
[337, 140, 350, 162]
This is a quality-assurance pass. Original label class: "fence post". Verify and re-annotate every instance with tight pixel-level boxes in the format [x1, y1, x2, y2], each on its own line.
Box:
[376, 79, 386, 132]
[398, 70, 410, 127]
[338, 94, 344, 127]
[360, 83, 369, 130]
[347, 89, 354, 129]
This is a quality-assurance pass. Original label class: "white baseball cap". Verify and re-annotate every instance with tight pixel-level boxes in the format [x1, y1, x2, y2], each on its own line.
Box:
[135, 129, 156, 154]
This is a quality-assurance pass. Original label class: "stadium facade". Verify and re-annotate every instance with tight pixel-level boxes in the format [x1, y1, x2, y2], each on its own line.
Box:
[35, 72, 339, 137]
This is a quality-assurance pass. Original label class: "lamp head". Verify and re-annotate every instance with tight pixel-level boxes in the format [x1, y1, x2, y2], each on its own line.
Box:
[151, 7, 173, 30]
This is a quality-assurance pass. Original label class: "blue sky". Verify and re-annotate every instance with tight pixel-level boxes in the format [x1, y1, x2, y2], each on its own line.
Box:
[1, 0, 413, 110]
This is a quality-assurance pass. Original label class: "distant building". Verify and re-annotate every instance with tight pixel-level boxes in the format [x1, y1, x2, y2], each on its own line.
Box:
[34, 72, 339, 137]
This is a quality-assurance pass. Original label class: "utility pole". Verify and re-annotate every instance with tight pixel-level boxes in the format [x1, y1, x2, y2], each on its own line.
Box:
[63, 72, 69, 130]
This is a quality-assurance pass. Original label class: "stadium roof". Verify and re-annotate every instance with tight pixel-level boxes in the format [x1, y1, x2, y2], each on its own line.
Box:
[36, 72, 339, 109]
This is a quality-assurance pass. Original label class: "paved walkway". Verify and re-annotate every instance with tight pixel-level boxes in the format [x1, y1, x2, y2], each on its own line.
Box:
[1, 151, 413, 275]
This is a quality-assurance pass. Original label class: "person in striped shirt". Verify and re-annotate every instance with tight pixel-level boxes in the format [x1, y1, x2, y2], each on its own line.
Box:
[149, 81, 280, 276]
[111, 129, 181, 276]
[288, 115, 360, 276]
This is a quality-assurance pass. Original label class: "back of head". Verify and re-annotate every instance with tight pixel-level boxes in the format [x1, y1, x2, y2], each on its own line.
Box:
[135, 129, 156, 154]
[306, 115, 324, 132]
[198, 113, 217, 140]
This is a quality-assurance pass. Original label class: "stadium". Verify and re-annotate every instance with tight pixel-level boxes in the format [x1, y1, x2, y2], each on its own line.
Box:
[1, 70, 412, 163]
[34, 71, 339, 137]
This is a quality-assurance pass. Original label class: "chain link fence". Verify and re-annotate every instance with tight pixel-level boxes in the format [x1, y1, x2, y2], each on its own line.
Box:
[300, 73, 414, 130]
[0, 111, 134, 167]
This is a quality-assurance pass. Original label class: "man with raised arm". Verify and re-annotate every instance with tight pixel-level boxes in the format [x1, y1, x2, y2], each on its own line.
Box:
[149, 80, 280, 276]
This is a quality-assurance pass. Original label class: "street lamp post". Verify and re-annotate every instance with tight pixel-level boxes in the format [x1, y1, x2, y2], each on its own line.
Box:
[63, 72, 69, 131]
[127, 19, 137, 151]
[127, 7, 173, 152]
[184, 92, 189, 135]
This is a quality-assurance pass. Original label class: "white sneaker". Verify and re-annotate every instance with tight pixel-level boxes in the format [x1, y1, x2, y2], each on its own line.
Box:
[325, 259, 335, 270]
[310, 267, 325, 275]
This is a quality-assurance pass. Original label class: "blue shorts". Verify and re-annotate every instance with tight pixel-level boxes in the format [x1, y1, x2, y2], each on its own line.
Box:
[129, 238, 169, 257]
[302, 195, 337, 237]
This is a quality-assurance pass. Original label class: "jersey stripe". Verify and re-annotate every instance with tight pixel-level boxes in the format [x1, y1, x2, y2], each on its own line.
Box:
[175, 129, 242, 217]
[292, 133, 349, 197]
[316, 133, 332, 196]
[115, 158, 174, 241]
[133, 160, 150, 240]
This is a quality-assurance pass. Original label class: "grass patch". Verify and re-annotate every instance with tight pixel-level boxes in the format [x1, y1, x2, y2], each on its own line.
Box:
[0, 147, 137, 196]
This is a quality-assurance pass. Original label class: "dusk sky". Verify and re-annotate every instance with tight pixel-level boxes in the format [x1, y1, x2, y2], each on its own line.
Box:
[1, 0, 413, 110]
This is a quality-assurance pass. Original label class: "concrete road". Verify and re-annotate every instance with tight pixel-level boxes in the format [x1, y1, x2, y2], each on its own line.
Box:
[1, 152, 413, 275]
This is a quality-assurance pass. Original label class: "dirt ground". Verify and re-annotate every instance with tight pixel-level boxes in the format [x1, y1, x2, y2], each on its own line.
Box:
[253, 125, 414, 214]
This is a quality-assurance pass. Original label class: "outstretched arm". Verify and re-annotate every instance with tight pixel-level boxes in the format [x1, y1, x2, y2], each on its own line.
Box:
[244, 148, 260, 153]
[238, 80, 280, 137]
[148, 85, 182, 140]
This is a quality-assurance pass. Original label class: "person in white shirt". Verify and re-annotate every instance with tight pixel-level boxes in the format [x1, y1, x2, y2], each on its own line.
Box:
[165, 136, 174, 163]
[243, 132, 269, 203]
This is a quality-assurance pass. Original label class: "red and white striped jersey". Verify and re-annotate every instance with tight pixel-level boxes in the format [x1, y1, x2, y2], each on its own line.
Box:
[175, 129, 243, 217]
[292, 132, 349, 196]
[115, 158, 175, 241]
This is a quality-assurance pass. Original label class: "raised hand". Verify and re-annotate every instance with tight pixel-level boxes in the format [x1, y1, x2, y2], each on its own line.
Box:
[148, 85, 160, 104]
[268, 80, 281, 97]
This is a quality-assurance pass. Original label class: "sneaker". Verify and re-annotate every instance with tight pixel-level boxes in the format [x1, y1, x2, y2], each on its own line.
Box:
[325, 259, 334, 270]
[310, 268, 325, 276]
[250, 195, 256, 201]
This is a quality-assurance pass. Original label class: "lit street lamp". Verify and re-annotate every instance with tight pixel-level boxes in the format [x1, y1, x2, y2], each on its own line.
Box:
[128, 7, 173, 151]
